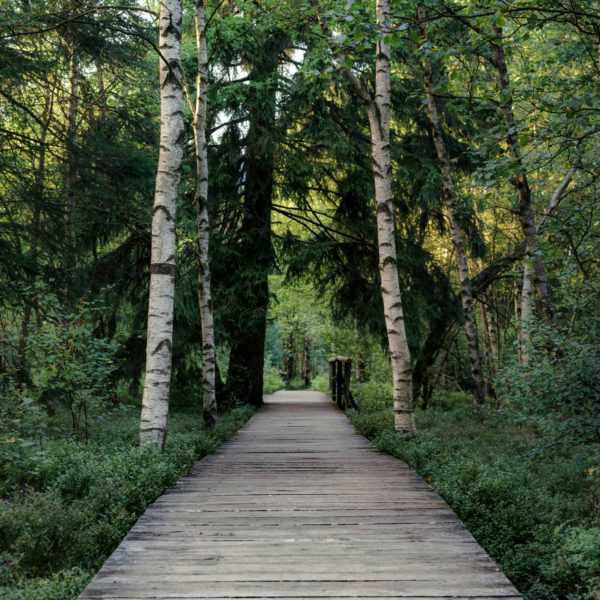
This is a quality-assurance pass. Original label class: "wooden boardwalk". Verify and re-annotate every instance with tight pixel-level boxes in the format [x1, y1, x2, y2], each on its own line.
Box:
[81, 390, 521, 599]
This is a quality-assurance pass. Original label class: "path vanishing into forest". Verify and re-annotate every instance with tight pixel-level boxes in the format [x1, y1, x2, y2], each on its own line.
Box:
[81, 391, 521, 599]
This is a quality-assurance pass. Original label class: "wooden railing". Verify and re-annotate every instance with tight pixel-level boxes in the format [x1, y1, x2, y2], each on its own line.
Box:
[328, 356, 356, 410]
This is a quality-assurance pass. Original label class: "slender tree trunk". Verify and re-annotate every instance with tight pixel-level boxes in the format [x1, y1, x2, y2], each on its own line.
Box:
[368, 0, 415, 432]
[491, 25, 553, 351]
[512, 274, 527, 363]
[487, 287, 500, 361]
[418, 6, 485, 405]
[66, 41, 78, 235]
[519, 261, 534, 365]
[193, 0, 217, 427]
[96, 59, 107, 117]
[480, 301, 497, 400]
[65, 35, 79, 295]
[17, 86, 53, 383]
[312, 0, 415, 431]
[139, 0, 184, 449]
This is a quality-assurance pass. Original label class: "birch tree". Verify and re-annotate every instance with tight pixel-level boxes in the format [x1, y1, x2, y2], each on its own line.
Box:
[139, 0, 184, 448]
[192, 0, 217, 426]
[417, 6, 486, 405]
[491, 23, 579, 364]
[313, 0, 415, 432]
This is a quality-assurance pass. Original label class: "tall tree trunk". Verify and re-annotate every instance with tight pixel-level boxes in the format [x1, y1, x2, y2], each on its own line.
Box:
[284, 334, 294, 388]
[226, 32, 287, 407]
[491, 25, 553, 360]
[65, 34, 79, 296]
[484, 287, 500, 361]
[480, 300, 497, 400]
[368, 0, 415, 432]
[17, 86, 53, 384]
[193, 0, 217, 427]
[312, 0, 415, 431]
[139, 0, 184, 449]
[417, 6, 486, 405]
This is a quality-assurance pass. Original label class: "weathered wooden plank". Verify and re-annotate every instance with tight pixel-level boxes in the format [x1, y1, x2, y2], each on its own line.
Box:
[80, 391, 521, 599]
[82, 579, 520, 597]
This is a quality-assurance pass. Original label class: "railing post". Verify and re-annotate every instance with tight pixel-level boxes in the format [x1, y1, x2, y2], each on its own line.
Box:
[335, 357, 344, 409]
[329, 356, 356, 410]
[343, 359, 352, 408]
[328, 358, 337, 404]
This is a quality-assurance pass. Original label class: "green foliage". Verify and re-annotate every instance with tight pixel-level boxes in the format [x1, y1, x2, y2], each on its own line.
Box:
[497, 324, 600, 446]
[0, 568, 90, 600]
[0, 385, 48, 482]
[28, 295, 120, 437]
[311, 373, 329, 393]
[263, 359, 285, 394]
[348, 401, 600, 599]
[429, 389, 472, 411]
[0, 404, 254, 597]
[1, 289, 121, 484]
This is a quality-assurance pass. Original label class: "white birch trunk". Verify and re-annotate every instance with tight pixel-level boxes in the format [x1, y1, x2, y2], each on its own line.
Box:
[193, 0, 217, 426]
[312, 0, 415, 431]
[368, 0, 415, 432]
[492, 25, 552, 350]
[418, 6, 485, 405]
[139, 0, 184, 449]
[484, 295, 499, 361]
[519, 261, 534, 365]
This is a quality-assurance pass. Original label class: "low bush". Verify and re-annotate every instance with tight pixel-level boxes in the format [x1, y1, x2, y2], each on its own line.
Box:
[348, 400, 600, 599]
[497, 325, 600, 447]
[0, 404, 254, 598]
[310, 373, 329, 393]
[263, 363, 285, 394]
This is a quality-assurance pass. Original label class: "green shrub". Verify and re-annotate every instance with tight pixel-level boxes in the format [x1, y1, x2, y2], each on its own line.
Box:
[0, 568, 91, 600]
[545, 526, 600, 599]
[348, 397, 600, 599]
[352, 380, 392, 412]
[429, 389, 472, 411]
[497, 324, 600, 446]
[311, 373, 328, 393]
[263, 362, 284, 394]
[0, 404, 254, 597]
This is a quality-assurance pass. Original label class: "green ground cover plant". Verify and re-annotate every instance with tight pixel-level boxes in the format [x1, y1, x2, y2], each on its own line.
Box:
[347, 385, 600, 599]
[0, 404, 254, 599]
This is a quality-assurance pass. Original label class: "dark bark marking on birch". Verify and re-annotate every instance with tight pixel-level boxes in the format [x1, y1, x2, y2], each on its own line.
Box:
[150, 263, 176, 276]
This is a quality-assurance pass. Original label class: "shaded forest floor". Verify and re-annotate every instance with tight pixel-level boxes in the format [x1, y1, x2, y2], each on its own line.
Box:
[342, 383, 600, 600]
[0, 404, 254, 599]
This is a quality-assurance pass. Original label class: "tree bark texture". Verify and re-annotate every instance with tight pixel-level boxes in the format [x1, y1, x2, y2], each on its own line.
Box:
[492, 25, 553, 344]
[193, 0, 217, 427]
[17, 87, 53, 384]
[64, 34, 79, 294]
[226, 32, 288, 407]
[367, 0, 415, 432]
[418, 6, 486, 405]
[139, 0, 184, 449]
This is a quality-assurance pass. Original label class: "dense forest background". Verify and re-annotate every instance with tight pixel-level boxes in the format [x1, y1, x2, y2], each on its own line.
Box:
[1, 0, 599, 598]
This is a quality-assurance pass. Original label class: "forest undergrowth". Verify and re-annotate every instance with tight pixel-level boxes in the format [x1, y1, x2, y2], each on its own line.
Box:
[346, 382, 600, 600]
[0, 404, 254, 599]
